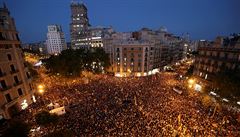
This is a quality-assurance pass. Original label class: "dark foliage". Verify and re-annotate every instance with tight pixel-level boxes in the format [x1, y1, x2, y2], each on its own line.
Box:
[3, 119, 30, 137]
[43, 48, 110, 76]
[35, 111, 58, 125]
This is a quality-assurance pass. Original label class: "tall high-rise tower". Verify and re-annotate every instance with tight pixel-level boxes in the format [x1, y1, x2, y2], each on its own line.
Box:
[0, 3, 35, 119]
[46, 24, 67, 55]
[70, 1, 90, 49]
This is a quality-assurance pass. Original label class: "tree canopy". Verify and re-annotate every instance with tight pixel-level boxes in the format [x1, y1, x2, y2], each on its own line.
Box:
[3, 119, 30, 137]
[211, 68, 240, 98]
[35, 110, 58, 126]
[43, 48, 110, 76]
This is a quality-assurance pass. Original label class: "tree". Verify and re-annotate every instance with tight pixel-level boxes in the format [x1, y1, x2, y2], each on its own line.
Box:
[185, 65, 194, 77]
[211, 68, 240, 98]
[35, 111, 58, 125]
[3, 119, 31, 137]
[25, 62, 39, 79]
[43, 48, 110, 76]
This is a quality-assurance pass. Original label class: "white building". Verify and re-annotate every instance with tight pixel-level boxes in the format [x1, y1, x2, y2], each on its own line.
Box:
[46, 25, 67, 55]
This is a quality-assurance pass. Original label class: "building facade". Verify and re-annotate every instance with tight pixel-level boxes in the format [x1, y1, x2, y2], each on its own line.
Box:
[105, 28, 186, 76]
[194, 35, 240, 81]
[0, 4, 35, 119]
[46, 25, 67, 55]
[70, 1, 90, 49]
[112, 40, 156, 77]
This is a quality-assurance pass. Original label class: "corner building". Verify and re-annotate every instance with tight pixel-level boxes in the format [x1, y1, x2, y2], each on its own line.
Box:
[194, 35, 240, 81]
[46, 24, 67, 55]
[0, 4, 35, 119]
[70, 1, 90, 49]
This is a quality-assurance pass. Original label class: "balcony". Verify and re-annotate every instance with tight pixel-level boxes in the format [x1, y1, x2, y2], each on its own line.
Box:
[10, 69, 19, 74]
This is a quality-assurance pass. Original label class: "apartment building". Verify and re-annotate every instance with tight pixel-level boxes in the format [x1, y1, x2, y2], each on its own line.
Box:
[46, 25, 67, 55]
[0, 4, 35, 119]
[194, 35, 240, 80]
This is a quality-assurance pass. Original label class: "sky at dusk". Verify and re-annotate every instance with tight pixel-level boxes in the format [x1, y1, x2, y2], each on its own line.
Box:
[2, 0, 240, 43]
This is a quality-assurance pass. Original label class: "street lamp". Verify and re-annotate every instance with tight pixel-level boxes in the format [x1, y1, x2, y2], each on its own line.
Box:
[188, 79, 195, 84]
[37, 84, 45, 94]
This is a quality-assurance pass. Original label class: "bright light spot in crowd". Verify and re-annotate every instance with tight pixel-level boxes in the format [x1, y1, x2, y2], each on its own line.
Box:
[237, 101, 240, 105]
[194, 84, 202, 92]
[39, 89, 44, 94]
[209, 92, 217, 96]
[34, 61, 42, 67]
[32, 95, 36, 103]
[188, 79, 195, 84]
[222, 98, 229, 102]
[115, 73, 122, 77]
[136, 73, 141, 77]
[148, 71, 152, 75]
[38, 85, 44, 89]
[143, 73, 147, 76]
[21, 99, 28, 110]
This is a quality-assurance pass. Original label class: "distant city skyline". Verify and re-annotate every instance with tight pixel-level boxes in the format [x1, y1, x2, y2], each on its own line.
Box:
[3, 0, 240, 43]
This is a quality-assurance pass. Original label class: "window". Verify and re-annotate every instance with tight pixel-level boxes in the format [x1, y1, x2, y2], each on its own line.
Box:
[29, 84, 32, 90]
[14, 76, 19, 84]
[18, 88, 23, 96]
[116, 48, 120, 52]
[26, 72, 31, 79]
[10, 64, 15, 72]
[16, 34, 20, 41]
[7, 54, 12, 61]
[138, 67, 141, 71]
[0, 32, 6, 40]
[0, 68, 3, 76]
[0, 80, 7, 89]
[5, 94, 12, 103]
[131, 53, 134, 57]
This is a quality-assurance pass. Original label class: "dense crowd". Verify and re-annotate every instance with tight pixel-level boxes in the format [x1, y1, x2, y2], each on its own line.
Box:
[15, 70, 239, 137]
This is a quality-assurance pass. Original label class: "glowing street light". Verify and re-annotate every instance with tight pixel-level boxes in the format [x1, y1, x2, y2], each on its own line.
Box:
[188, 79, 195, 84]
[37, 84, 45, 94]
[38, 89, 44, 94]
[38, 85, 44, 89]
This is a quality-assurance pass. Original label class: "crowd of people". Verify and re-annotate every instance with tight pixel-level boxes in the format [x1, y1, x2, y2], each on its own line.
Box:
[15, 69, 240, 136]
